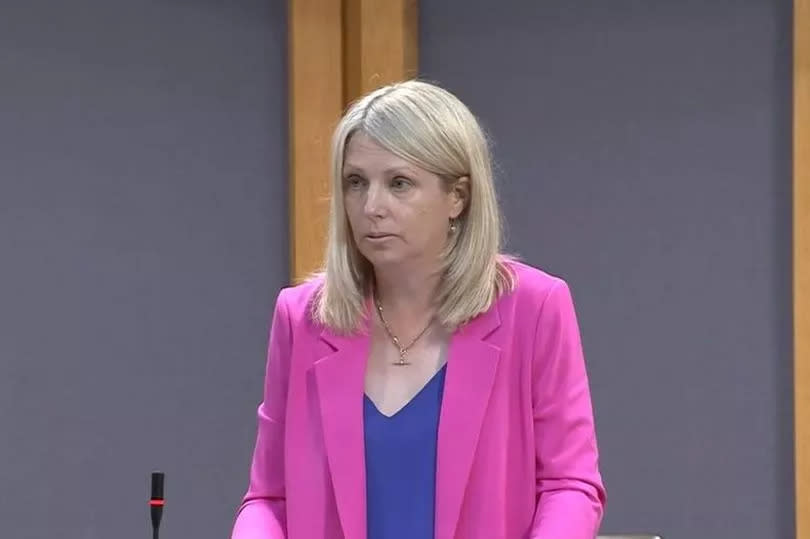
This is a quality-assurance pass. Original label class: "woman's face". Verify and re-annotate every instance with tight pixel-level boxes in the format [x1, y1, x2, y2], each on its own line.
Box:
[342, 132, 466, 272]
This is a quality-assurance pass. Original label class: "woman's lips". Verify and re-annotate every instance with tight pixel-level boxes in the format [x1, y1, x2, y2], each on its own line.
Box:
[365, 233, 395, 242]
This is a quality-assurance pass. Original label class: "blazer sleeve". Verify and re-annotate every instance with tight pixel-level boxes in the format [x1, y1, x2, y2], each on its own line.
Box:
[231, 288, 292, 539]
[529, 280, 607, 538]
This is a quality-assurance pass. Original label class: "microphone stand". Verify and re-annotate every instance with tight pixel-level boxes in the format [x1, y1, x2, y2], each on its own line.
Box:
[150, 471, 165, 539]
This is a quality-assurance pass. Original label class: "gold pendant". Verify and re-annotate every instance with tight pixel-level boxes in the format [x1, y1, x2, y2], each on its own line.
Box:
[393, 351, 410, 366]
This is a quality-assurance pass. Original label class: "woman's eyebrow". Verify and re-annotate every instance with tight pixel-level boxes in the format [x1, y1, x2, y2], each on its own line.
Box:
[384, 166, 419, 176]
[342, 164, 419, 176]
[342, 164, 363, 175]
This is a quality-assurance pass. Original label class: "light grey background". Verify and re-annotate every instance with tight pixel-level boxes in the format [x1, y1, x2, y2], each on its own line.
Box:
[0, 1, 287, 538]
[421, 0, 793, 537]
[0, 1, 793, 538]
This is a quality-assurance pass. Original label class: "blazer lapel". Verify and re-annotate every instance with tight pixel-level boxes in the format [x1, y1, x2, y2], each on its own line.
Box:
[312, 327, 370, 539]
[435, 302, 502, 539]
[310, 300, 502, 539]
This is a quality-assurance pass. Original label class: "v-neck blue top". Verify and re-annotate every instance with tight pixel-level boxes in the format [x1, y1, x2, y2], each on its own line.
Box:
[363, 365, 447, 539]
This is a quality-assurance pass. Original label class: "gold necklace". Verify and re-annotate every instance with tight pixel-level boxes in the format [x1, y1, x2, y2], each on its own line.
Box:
[374, 294, 434, 366]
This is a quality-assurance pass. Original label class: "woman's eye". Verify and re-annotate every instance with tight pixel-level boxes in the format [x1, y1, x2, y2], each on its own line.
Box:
[391, 177, 411, 190]
[345, 175, 364, 189]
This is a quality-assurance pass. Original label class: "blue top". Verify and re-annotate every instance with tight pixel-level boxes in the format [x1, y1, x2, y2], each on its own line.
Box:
[364, 365, 447, 539]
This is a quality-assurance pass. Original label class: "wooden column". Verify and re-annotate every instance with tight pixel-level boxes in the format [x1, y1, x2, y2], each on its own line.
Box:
[288, 0, 344, 283]
[289, 0, 419, 282]
[796, 0, 810, 537]
[343, 0, 419, 103]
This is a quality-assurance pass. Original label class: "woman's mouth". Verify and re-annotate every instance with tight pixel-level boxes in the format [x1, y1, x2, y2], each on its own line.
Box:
[365, 233, 395, 242]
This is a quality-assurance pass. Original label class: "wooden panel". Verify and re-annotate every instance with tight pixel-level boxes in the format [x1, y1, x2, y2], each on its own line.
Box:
[343, 0, 419, 103]
[288, 0, 419, 282]
[288, 0, 344, 282]
[797, 0, 810, 537]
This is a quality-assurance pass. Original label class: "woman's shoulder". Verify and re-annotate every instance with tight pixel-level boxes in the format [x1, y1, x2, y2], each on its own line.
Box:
[496, 258, 578, 330]
[274, 274, 325, 326]
[501, 256, 571, 302]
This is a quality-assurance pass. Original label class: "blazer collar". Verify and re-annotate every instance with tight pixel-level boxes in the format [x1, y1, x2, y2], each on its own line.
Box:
[311, 298, 503, 539]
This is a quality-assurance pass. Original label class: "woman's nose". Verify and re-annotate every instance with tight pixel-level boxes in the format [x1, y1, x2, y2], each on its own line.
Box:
[363, 182, 386, 217]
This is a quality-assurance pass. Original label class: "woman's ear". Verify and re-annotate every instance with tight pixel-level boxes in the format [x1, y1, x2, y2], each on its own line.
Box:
[449, 176, 470, 218]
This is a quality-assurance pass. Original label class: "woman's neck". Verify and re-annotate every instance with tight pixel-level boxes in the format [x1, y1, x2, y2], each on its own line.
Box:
[372, 264, 441, 327]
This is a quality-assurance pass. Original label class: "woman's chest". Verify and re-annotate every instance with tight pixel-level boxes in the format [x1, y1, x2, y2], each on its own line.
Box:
[363, 334, 448, 417]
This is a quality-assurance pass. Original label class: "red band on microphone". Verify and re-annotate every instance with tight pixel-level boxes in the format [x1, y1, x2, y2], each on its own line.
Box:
[149, 500, 165, 507]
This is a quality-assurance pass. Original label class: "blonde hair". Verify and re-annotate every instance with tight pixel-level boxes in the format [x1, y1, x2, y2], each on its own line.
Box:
[311, 80, 516, 334]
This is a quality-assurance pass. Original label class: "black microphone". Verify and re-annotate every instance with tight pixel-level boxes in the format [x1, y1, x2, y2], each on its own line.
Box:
[149, 471, 165, 539]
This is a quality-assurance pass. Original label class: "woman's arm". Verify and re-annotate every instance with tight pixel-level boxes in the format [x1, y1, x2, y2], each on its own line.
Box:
[530, 280, 606, 539]
[231, 288, 293, 539]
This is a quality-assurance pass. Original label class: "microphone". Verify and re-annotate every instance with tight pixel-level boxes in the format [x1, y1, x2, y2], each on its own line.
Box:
[149, 471, 165, 539]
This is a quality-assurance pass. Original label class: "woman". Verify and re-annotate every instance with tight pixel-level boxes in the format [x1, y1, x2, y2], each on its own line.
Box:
[232, 80, 606, 539]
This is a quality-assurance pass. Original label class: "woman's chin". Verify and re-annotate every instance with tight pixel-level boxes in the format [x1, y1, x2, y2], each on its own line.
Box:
[360, 249, 406, 269]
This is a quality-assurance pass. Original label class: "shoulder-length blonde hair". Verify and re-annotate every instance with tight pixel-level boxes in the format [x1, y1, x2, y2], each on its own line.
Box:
[310, 80, 516, 334]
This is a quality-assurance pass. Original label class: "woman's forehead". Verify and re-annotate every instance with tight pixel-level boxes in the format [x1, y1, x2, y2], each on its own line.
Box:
[343, 134, 421, 176]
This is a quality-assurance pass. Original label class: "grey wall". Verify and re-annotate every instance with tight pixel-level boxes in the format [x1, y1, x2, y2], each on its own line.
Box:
[421, 1, 793, 537]
[0, 1, 793, 537]
[0, 1, 287, 538]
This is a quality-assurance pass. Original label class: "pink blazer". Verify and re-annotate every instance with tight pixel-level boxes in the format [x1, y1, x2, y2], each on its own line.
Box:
[231, 260, 606, 538]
